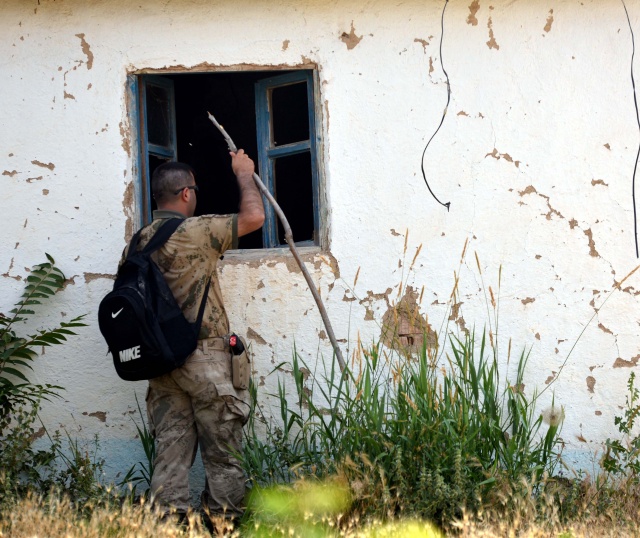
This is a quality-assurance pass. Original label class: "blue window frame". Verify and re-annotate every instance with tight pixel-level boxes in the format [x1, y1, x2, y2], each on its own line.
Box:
[131, 70, 321, 248]
[255, 71, 320, 248]
[135, 75, 177, 224]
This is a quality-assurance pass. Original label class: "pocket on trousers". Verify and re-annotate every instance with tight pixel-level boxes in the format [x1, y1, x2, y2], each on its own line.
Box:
[216, 382, 251, 425]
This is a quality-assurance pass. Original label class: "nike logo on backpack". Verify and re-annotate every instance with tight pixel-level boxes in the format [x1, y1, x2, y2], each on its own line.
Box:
[112, 308, 124, 318]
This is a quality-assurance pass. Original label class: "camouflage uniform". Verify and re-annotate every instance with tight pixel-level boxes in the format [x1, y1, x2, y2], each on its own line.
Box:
[130, 210, 250, 516]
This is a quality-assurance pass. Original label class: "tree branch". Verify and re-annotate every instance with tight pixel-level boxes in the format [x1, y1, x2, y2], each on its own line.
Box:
[207, 112, 346, 372]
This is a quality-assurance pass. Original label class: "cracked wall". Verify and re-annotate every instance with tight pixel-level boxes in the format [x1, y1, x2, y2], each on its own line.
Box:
[1, 0, 640, 481]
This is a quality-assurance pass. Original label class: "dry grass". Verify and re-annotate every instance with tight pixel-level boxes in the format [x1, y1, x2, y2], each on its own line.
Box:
[0, 493, 221, 538]
[3, 486, 640, 538]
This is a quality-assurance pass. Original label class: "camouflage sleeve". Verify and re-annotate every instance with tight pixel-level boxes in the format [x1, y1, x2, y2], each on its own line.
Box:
[193, 214, 238, 255]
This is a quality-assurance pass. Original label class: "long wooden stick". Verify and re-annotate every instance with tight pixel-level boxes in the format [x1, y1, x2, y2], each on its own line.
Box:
[207, 112, 346, 372]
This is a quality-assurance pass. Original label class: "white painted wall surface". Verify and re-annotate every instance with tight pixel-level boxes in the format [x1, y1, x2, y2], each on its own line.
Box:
[2, 0, 640, 486]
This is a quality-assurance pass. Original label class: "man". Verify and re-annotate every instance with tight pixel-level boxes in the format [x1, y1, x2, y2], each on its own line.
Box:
[132, 150, 264, 523]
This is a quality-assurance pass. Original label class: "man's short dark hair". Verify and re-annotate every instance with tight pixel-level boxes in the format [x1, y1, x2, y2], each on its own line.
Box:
[152, 162, 196, 203]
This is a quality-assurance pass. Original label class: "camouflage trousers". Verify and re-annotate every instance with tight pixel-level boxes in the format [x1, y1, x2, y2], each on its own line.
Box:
[146, 337, 251, 516]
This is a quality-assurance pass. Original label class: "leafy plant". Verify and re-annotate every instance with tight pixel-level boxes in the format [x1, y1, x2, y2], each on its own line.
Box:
[242, 244, 565, 528]
[1, 254, 86, 415]
[0, 254, 86, 501]
[51, 430, 105, 504]
[242, 331, 563, 528]
[602, 371, 640, 482]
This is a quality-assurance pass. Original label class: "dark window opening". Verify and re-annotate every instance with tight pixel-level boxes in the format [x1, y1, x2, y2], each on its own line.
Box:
[136, 70, 320, 250]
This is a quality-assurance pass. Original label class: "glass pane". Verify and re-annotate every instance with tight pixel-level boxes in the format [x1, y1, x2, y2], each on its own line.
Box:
[148, 154, 171, 213]
[273, 152, 314, 245]
[147, 84, 171, 147]
[271, 82, 310, 146]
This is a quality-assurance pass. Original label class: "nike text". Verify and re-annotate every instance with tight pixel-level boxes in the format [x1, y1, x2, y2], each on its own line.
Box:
[119, 345, 141, 363]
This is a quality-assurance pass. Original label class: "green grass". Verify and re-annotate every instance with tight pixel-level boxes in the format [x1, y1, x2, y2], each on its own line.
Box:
[242, 327, 563, 530]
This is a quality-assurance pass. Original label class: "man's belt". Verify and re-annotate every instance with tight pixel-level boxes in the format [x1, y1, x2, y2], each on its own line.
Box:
[197, 337, 227, 354]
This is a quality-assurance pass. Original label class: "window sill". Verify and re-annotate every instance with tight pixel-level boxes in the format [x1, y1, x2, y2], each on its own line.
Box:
[220, 245, 323, 266]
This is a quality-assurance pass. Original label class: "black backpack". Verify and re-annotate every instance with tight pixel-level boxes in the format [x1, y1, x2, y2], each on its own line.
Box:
[98, 218, 210, 381]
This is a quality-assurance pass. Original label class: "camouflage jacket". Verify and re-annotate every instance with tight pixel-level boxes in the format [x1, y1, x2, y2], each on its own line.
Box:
[121, 209, 238, 339]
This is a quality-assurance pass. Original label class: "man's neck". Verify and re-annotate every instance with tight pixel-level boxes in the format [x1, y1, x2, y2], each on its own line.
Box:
[153, 209, 188, 220]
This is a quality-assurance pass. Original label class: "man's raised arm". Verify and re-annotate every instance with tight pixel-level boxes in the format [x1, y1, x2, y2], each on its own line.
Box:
[230, 149, 265, 237]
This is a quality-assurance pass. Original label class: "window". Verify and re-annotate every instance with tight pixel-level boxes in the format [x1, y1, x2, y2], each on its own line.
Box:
[129, 70, 322, 249]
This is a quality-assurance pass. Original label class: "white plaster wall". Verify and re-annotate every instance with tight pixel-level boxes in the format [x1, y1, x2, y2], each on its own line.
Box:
[2, 0, 640, 483]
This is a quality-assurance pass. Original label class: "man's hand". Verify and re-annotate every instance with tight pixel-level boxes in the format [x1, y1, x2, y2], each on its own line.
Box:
[230, 149, 255, 179]
[231, 150, 265, 237]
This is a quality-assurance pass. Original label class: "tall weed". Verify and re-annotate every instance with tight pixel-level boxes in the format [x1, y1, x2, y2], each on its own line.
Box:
[0, 255, 87, 502]
[243, 331, 562, 526]
[242, 244, 564, 527]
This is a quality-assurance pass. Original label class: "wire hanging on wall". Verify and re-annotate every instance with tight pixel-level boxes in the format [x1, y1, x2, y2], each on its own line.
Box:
[420, 0, 451, 211]
[622, 0, 640, 258]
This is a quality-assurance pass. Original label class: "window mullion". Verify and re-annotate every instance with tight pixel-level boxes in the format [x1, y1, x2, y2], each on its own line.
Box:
[255, 82, 278, 248]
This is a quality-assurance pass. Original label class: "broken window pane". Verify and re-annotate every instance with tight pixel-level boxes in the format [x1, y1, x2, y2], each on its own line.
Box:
[271, 82, 309, 146]
[147, 84, 172, 148]
[274, 151, 314, 245]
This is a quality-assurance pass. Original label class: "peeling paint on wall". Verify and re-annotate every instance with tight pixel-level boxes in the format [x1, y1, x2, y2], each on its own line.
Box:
[586, 376, 595, 393]
[448, 301, 468, 334]
[75, 33, 94, 69]
[31, 160, 55, 170]
[119, 122, 131, 157]
[583, 229, 599, 257]
[486, 12, 499, 50]
[597, 322, 613, 335]
[613, 355, 640, 368]
[359, 287, 393, 321]
[381, 286, 436, 353]
[467, 0, 480, 26]
[518, 185, 566, 221]
[340, 21, 362, 50]
[486, 147, 520, 167]
[83, 411, 106, 422]
[83, 272, 115, 283]
[413, 37, 431, 53]
[544, 9, 554, 33]
[247, 327, 268, 346]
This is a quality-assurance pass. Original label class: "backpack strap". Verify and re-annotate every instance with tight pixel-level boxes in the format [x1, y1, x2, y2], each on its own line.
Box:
[141, 218, 184, 255]
[194, 276, 212, 330]
[126, 217, 184, 261]
[128, 217, 212, 335]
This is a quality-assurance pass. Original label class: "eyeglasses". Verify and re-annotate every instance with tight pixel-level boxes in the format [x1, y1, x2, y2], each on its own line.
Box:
[172, 185, 199, 195]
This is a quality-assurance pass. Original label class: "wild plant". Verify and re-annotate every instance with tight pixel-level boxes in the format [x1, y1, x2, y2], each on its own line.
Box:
[242, 242, 565, 527]
[602, 372, 640, 476]
[0, 254, 86, 502]
[119, 394, 156, 500]
[243, 334, 563, 527]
